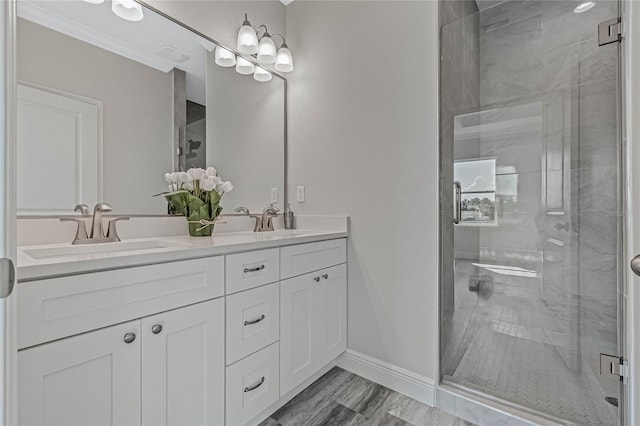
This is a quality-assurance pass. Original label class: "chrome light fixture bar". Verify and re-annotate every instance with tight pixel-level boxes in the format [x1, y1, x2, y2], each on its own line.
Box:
[212, 12, 294, 82]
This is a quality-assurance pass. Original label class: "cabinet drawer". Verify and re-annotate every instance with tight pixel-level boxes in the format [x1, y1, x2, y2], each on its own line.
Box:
[280, 238, 346, 279]
[226, 283, 279, 365]
[226, 248, 279, 294]
[17, 257, 224, 349]
[226, 342, 279, 426]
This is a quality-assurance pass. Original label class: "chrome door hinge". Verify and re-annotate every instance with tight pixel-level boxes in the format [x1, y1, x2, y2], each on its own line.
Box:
[599, 18, 622, 46]
[601, 353, 627, 381]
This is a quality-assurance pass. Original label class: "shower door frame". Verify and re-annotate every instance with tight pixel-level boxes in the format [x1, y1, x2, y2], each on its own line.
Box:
[436, 0, 630, 424]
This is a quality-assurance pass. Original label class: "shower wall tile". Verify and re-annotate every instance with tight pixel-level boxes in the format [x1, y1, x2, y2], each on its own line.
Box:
[542, 0, 618, 52]
[572, 124, 618, 170]
[478, 0, 541, 33]
[578, 211, 618, 255]
[440, 0, 479, 27]
[573, 166, 619, 212]
[543, 40, 617, 92]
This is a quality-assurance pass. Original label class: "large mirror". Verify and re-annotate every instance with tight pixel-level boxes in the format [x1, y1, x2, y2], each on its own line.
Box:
[16, 0, 286, 216]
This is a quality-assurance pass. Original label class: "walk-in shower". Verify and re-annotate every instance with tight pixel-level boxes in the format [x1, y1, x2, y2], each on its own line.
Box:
[439, 0, 623, 424]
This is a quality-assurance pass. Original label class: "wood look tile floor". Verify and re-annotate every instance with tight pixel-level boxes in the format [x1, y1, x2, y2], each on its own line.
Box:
[260, 367, 474, 426]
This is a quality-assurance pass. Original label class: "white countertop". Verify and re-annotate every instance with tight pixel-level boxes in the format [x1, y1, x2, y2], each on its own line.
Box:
[17, 216, 349, 281]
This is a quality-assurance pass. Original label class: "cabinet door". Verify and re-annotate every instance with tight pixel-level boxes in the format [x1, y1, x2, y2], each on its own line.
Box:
[141, 298, 224, 426]
[280, 273, 316, 395]
[315, 264, 348, 364]
[18, 321, 141, 426]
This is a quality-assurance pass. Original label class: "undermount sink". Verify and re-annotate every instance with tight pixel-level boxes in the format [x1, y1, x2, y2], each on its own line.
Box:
[23, 240, 181, 260]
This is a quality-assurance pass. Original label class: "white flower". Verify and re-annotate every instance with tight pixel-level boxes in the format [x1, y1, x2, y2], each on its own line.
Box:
[176, 172, 189, 183]
[187, 168, 206, 181]
[182, 181, 194, 191]
[218, 181, 233, 194]
[165, 173, 174, 184]
[200, 177, 217, 192]
[205, 167, 217, 177]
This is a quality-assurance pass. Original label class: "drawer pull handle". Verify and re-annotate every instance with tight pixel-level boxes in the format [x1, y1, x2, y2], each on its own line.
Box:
[244, 265, 265, 273]
[314, 276, 320, 282]
[123, 333, 136, 344]
[244, 376, 265, 393]
[322, 274, 329, 279]
[244, 314, 266, 326]
[151, 324, 163, 334]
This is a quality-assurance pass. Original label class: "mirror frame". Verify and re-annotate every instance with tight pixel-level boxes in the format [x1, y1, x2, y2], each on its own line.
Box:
[17, 0, 288, 217]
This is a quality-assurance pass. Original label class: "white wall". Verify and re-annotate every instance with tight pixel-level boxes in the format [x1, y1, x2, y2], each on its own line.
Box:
[285, 1, 440, 380]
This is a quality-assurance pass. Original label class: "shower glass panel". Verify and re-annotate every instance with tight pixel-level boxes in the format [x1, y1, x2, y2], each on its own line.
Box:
[439, 1, 621, 424]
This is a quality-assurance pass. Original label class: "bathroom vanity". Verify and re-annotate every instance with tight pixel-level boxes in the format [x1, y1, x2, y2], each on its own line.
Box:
[16, 224, 348, 426]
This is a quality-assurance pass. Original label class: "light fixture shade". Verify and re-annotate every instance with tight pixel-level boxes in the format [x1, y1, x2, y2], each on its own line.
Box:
[275, 46, 294, 72]
[257, 36, 277, 64]
[574, 1, 595, 13]
[83, 0, 105, 4]
[235, 57, 255, 75]
[112, 0, 144, 21]
[254, 66, 272, 82]
[237, 25, 259, 54]
[214, 46, 236, 67]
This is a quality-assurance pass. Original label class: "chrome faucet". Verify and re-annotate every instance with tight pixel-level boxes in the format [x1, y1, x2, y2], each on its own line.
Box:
[234, 206, 262, 232]
[60, 203, 129, 244]
[259, 205, 279, 232]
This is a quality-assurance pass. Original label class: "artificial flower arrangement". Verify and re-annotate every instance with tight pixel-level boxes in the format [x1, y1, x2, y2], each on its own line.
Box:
[158, 167, 233, 237]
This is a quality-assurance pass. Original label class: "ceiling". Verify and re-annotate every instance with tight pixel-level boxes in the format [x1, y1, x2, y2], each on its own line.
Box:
[18, 0, 211, 105]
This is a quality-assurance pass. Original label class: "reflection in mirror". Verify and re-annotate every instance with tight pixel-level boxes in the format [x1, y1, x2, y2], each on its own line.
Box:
[16, 0, 286, 216]
[206, 52, 285, 213]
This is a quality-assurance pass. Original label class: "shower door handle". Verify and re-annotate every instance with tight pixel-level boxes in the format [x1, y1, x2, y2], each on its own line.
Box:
[631, 255, 640, 277]
[453, 181, 462, 225]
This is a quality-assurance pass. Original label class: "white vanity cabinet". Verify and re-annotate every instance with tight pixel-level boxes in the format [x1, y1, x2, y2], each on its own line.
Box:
[17, 236, 348, 426]
[280, 263, 347, 395]
[18, 298, 225, 426]
[18, 320, 142, 426]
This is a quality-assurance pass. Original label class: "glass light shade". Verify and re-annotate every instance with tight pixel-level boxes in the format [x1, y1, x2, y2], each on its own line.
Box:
[83, 0, 105, 4]
[254, 66, 272, 82]
[235, 57, 255, 75]
[112, 0, 144, 21]
[257, 36, 277, 64]
[275, 46, 294, 72]
[214, 46, 236, 67]
[237, 25, 259, 54]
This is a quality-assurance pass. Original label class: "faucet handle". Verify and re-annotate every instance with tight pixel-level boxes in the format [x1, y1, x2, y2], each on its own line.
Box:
[74, 204, 90, 215]
[106, 217, 129, 242]
[60, 217, 89, 244]
[234, 207, 250, 215]
[94, 203, 112, 213]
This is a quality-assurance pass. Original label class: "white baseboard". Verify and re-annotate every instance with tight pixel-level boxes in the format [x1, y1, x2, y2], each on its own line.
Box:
[336, 349, 436, 406]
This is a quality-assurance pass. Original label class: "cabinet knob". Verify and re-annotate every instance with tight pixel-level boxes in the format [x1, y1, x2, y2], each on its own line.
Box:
[314, 276, 320, 282]
[151, 324, 163, 334]
[123, 333, 136, 344]
[322, 274, 329, 280]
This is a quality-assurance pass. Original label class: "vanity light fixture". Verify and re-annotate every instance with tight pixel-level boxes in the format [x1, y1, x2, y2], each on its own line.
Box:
[256, 26, 277, 64]
[237, 14, 259, 54]
[83, 0, 105, 4]
[254, 66, 272, 82]
[112, 0, 144, 21]
[234, 13, 295, 73]
[236, 56, 255, 75]
[214, 46, 236, 67]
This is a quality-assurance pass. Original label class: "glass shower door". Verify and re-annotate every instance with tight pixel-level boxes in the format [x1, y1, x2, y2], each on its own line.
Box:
[439, 1, 622, 424]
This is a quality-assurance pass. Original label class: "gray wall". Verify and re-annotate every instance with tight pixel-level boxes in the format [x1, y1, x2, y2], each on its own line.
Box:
[285, 1, 440, 380]
[17, 18, 173, 214]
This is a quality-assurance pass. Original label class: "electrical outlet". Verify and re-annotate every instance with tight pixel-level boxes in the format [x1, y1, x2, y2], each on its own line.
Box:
[270, 187, 278, 203]
[297, 185, 305, 203]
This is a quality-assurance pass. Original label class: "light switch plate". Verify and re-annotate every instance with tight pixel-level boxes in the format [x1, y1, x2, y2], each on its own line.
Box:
[270, 187, 278, 203]
[296, 186, 305, 203]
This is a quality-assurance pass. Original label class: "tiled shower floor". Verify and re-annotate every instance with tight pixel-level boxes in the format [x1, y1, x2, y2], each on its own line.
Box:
[445, 260, 619, 425]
